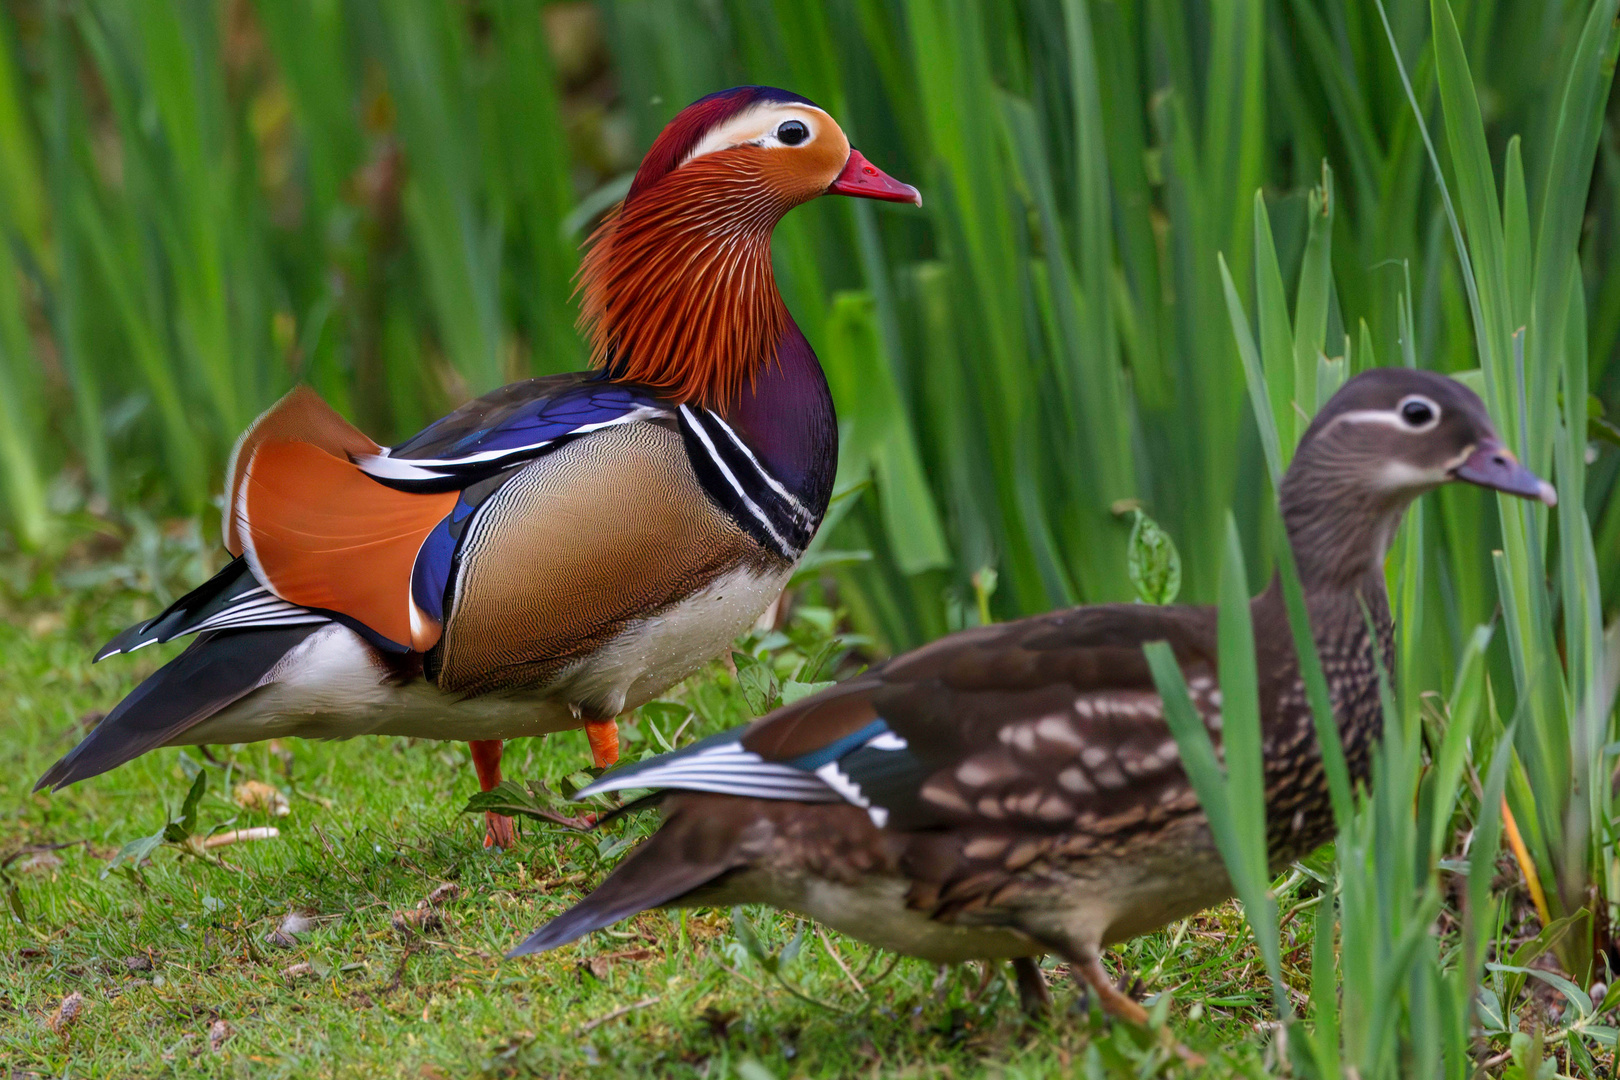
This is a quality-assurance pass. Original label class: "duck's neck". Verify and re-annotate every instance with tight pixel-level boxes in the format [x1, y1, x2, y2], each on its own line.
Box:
[1262, 458, 1407, 750]
[727, 323, 837, 516]
[1277, 447, 1413, 597]
[578, 156, 797, 409]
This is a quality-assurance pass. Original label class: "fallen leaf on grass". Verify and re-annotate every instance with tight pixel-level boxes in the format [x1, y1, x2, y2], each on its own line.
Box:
[234, 780, 290, 817]
[209, 1018, 230, 1051]
[47, 992, 83, 1036]
[15, 852, 63, 873]
[280, 962, 315, 979]
[425, 882, 460, 906]
[579, 947, 658, 980]
[391, 908, 443, 934]
[202, 827, 279, 849]
[123, 955, 152, 973]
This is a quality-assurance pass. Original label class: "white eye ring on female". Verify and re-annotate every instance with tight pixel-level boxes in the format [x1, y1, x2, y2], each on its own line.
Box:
[1397, 394, 1440, 431]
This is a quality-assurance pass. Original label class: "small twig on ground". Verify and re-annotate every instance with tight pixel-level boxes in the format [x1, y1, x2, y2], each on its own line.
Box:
[575, 996, 661, 1035]
[816, 926, 865, 995]
[710, 957, 771, 996]
[292, 787, 335, 809]
[419, 939, 497, 961]
[202, 827, 279, 849]
[381, 944, 417, 995]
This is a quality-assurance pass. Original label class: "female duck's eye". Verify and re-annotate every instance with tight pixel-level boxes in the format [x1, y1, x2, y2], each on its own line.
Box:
[1399, 398, 1437, 427]
[776, 120, 809, 146]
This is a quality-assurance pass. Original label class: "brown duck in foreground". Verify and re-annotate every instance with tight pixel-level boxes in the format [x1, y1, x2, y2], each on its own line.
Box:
[513, 368, 1554, 1027]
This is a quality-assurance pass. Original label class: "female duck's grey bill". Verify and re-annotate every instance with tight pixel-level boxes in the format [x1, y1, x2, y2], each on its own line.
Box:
[1452, 440, 1557, 506]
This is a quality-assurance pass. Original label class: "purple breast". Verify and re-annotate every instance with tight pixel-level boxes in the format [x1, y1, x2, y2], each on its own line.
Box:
[725, 323, 838, 519]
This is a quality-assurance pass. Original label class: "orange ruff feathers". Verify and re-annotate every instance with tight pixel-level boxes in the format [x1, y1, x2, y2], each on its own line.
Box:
[236, 441, 457, 652]
[576, 149, 793, 408]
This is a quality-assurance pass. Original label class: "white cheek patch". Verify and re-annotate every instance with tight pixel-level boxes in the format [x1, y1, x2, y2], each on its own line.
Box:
[1374, 459, 1448, 492]
[680, 104, 832, 167]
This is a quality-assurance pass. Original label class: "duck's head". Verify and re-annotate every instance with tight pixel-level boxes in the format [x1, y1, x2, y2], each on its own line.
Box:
[1281, 368, 1555, 585]
[581, 87, 919, 406]
[624, 86, 920, 210]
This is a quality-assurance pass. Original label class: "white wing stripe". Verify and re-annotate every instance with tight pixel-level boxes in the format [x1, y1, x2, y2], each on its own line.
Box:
[193, 613, 330, 633]
[580, 738, 837, 800]
[613, 779, 840, 801]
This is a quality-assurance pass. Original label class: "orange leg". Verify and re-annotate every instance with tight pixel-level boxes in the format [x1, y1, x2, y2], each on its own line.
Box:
[585, 719, 620, 769]
[468, 739, 515, 850]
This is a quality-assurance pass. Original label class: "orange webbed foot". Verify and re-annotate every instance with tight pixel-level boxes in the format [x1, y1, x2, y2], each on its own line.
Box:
[469, 739, 515, 850]
[483, 810, 516, 850]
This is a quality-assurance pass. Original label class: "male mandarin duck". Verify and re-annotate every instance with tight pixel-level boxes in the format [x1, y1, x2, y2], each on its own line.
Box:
[36, 87, 921, 849]
[513, 370, 1555, 1024]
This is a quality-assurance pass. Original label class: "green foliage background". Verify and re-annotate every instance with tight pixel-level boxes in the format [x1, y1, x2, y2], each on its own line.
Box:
[1, 0, 1616, 650]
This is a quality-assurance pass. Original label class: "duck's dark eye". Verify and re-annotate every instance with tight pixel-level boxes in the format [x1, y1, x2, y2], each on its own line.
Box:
[1400, 398, 1437, 427]
[776, 120, 809, 146]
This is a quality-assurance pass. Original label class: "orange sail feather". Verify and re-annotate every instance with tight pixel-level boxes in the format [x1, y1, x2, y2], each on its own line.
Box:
[235, 440, 457, 652]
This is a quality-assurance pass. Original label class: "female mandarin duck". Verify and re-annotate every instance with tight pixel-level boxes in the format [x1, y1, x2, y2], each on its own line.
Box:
[36, 87, 920, 850]
[514, 370, 1554, 1024]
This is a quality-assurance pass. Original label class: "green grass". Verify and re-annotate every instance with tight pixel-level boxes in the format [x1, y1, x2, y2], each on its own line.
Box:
[0, 533, 1302, 1078]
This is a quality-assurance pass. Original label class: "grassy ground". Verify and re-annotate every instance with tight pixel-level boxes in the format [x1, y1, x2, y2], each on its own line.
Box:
[0, 528, 1307, 1078]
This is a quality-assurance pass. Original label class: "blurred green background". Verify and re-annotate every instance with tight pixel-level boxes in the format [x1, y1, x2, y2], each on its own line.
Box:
[2, 0, 1616, 658]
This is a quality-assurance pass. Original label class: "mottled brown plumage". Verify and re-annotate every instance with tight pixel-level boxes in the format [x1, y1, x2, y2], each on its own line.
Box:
[519, 372, 1556, 1026]
[520, 372, 1554, 1025]
[522, 370, 1555, 1021]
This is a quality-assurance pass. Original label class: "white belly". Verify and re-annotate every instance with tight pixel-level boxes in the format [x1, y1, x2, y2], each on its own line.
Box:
[179, 564, 790, 746]
[717, 872, 1040, 964]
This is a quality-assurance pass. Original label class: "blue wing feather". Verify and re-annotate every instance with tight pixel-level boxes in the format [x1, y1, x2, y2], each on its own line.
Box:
[367, 378, 672, 489]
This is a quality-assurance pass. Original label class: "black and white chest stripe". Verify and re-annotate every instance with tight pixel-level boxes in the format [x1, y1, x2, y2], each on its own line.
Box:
[676, 405, 818, 561]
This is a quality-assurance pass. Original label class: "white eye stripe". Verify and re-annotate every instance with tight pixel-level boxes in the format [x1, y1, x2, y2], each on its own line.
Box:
[679, 103, 832, 168]
[1329, 396, 1443, 434]
[1326, 409, 1415, 431]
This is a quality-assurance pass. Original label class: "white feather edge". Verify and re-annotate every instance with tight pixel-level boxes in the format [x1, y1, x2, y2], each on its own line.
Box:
[352, 407, 669, 482]
[579, 728, 912, 820]
[580, 741, 838, 800]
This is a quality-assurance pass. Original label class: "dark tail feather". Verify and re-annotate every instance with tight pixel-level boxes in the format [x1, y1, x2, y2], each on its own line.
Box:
[94, 558, 328, 661]
[508, 801, 749, 957]
[37, 624, 321, 791]
[96, 558, 257, 660]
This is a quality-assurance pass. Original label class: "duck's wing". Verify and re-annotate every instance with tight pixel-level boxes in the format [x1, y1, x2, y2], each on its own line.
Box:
[355, 374, 672, 490]
[582, 604, 1224, 834]
[223, 378, 672, 654]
